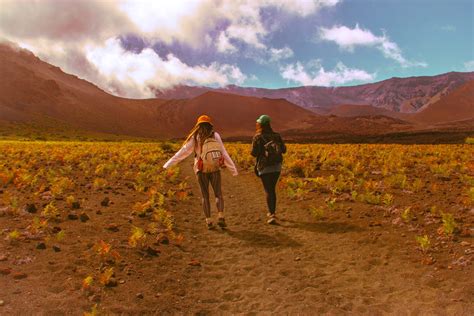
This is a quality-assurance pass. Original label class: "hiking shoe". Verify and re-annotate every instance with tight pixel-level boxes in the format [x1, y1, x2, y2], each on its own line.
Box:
[267, 214, 277, 225]
[217, 217, 227, 228]
[207, 222, 215, 230]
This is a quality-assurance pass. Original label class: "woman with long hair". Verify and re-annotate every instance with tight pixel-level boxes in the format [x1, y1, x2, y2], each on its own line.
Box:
[251, 114, 286, 224]
[163, 115, 238, 229]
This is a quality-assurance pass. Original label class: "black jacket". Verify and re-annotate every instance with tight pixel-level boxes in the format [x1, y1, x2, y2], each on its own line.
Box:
[251, 132, 287, 170]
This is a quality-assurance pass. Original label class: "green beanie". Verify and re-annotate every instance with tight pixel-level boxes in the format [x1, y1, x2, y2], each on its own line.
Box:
[256, 114, 271, 125]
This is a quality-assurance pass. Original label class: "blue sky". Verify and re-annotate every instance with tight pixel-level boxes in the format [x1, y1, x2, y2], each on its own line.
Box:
[214, 0, 474, 88]
[1, 0, 472, 97]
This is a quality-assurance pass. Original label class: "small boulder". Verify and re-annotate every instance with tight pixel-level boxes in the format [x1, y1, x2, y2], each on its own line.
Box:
[12, 272, 27, 280]
[105, 278, 118, 287]
[101, 197, 110, 207]
[36, 242, 46, 250]
[188, 259, 201, 267]
[71, 201, 81, 209]
[156, 233, 169, 245]
[106, 224, 120, 232]
[52, 245, 61, 252]
[79, 212, 90, 222]
[67, 213, 79, 220]
[146, 246, 160, 257]
[0, 267, 11, 275]
[136, 293, 144, 299]
[25, 204, 37, 213]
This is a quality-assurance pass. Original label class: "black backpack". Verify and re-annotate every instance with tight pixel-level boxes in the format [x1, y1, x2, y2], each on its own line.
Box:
[261, 135, 283, 165]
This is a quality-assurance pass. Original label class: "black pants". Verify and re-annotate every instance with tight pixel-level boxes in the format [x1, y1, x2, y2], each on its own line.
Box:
[260, 172, 280, 214]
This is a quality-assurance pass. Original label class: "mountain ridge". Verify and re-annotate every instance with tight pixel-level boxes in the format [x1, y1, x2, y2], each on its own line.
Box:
[0, 41, 473, 141]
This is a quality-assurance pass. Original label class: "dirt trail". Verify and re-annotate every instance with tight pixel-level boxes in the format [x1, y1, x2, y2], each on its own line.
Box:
[151, 162, 473, 315]
[0, 159, 472, 315]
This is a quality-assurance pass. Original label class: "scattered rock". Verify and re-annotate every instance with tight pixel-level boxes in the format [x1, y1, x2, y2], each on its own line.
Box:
[88, 294, 101, 303]
[391, 218, 402, 225]
[460, 241, 470, 247]
[105, 278, 118, 287]
[101, 197, 110, 207]
[422, 256, 435, 265]
[36, 242, 46, 250]
[106, 223, 120, 232]
[96, 210, 102, 215]
[294, 257, 301, 261]
[71, 201, 81, 209]
[369, 221, 382, 227]
[119, 279, 126, 284]
[79, 212, 90, 222]
[0, 300, 4, 306]
[40, 191, 53, 201]
[12, 272, 27, 279]
[25, 204, 37, 213]
[67, 213, 79, 220]
[136, 293, 144, 299]
[0, 268, 12, 275]
[52, 226, 62, 234]
[52, 245, 61, 252]
[188, 259, 201, 267]
[156, 233, 169, 245]
[146, 246, 160, 257]
[0, 255, 7, 262]
[0, 207, 10, 216]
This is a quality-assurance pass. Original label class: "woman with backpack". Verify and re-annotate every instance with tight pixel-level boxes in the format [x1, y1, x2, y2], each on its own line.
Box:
[251, 114, 287, 224]
[163, 115, 238, 229]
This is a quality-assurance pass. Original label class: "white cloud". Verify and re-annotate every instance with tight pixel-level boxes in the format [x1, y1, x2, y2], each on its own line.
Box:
[440, 25, 456, 32]
[269, 46, 294, 62]
[0, 0, 134, 42]
[319, 24, 427, 68]
[115, 0, 339, 50]
[266, 0, 341, 17]
[85, 38, 246, 98]
[216, 32, 237, 53]
[281, 61, 375, 86]
[464, 60, 474, 71]
[319, 24, 379, 50]
[0, 0, 341, 97]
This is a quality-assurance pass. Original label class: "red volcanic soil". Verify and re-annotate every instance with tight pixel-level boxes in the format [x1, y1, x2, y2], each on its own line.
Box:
[412, 81, 474, 125]
[155, 73, 474, 114]
[0, 41, 473, 142]
[0, 42, 174, 137]
[155, 92, 317, 137]
[327, 104, 404, 119]
[0, 42, 317, 138]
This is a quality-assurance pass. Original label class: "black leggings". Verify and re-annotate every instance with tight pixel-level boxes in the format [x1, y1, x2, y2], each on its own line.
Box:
[260, 172, 280, 214]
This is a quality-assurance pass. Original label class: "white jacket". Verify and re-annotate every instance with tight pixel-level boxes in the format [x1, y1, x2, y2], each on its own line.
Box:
[163, 132, 238, 176]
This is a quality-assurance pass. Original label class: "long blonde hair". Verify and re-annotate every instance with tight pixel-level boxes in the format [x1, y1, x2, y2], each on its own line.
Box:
[184, 122, 214, 147]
